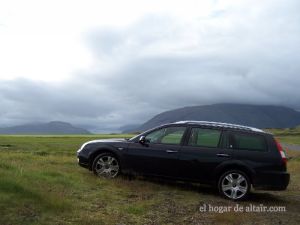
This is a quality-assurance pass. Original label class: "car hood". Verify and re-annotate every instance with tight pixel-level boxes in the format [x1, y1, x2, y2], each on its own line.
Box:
[79, 138, 128, 152]
[84, 138, 128, 145]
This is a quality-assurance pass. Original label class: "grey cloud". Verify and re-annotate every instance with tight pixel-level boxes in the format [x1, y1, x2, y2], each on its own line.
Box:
[1, 1, 300, 132]
[99, 55, 299, 108]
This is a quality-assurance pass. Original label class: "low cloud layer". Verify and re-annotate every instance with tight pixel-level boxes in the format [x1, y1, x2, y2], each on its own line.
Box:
[1, 0, 300, 132]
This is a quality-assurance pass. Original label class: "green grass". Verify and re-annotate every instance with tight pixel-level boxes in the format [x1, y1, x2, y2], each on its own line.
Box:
[276, 136, 300, 145]
[0, 133, 299, 225]
[267, 127, 300, 145]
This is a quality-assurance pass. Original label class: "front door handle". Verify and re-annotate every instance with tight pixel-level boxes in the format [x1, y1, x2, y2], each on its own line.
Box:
[166, 150, 178, 153]
[216, 153, 230, 157]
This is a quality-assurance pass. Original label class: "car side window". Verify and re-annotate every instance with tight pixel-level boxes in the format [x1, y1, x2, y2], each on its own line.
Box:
[145, 126, 186, 145]
[232, 133, 267, 151]
[188, 128, 221, 148]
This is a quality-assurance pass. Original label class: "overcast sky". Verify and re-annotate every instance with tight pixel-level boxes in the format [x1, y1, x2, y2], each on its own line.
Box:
[0, 0, 299, 132]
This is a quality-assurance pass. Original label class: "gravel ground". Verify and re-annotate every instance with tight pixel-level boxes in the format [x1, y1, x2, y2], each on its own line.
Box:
[282, 143, 300, 151]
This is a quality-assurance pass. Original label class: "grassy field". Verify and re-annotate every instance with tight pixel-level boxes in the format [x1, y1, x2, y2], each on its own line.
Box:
[267, 127, 300, 145]
[0, 133, 299, 225]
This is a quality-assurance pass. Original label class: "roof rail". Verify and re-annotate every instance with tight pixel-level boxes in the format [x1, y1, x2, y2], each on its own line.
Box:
[173, 120, 264, 133]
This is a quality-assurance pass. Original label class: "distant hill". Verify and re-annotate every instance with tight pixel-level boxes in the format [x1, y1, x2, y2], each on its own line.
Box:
[126, 104, 300, 132]
[0, 121, 91, 134]
[119, 124, 141, 134]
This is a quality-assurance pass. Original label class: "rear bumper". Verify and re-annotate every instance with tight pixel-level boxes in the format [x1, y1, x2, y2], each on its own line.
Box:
[253, 171, 290, 190]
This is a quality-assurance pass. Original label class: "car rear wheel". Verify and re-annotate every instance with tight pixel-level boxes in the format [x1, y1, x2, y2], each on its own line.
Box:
[92, 153, 120, 178]
[218, 170, 250, 200]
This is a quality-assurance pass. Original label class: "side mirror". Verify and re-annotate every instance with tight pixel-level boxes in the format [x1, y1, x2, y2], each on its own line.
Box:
[139, 136, 149, 145]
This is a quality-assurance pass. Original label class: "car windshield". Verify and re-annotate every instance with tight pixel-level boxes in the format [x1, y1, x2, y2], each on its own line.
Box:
[128, 135, 139, 141]
[128, 126, 166, 141]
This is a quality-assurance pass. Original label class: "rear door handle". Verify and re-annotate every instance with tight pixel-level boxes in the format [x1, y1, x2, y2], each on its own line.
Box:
[216, 153, 230, 157]
[166, 150, 178, 153]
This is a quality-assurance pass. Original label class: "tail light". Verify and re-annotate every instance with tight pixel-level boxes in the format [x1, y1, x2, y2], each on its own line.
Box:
[275, 139, 287, 164]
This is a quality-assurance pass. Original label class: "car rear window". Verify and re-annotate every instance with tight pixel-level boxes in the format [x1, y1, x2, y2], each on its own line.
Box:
[232, 133, 267, 151]
[188, 128, 221, 148]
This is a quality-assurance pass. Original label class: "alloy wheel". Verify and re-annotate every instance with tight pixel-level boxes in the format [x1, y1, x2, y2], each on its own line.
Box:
[94, 155, 119, 178]
[221, 172, 249, 200]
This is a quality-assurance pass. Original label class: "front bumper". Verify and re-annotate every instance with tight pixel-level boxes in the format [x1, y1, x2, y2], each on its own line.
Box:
[77, 150, 89, 169]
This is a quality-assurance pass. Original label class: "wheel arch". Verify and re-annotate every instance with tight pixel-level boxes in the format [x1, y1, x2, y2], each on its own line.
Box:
[214, 161, 255, 185]
[88, 147, 120, 170]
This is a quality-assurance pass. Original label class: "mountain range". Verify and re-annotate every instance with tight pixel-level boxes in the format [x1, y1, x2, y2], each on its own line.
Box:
[0, 121, 90, 134]
[1, 104, 300, 134]
[124, 104, 300, 132]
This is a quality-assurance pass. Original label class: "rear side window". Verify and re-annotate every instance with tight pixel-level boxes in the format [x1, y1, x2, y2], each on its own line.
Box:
[188, 128, 221, 148]
[232, 133, 267, 151]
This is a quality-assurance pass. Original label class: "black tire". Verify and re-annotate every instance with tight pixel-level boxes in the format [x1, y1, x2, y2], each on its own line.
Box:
[92, 153, 120, 178]
[218, 170, 251, 201]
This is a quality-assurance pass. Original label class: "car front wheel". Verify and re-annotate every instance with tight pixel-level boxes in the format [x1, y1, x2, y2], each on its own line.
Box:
[92, 153, 120, 178]
[218, 170, 250, 200]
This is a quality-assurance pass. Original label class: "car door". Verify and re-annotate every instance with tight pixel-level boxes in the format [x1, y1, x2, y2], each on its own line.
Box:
[229, 131, 272, 170]
[125, 125, 187, 177]
[178, 127, 233, 183]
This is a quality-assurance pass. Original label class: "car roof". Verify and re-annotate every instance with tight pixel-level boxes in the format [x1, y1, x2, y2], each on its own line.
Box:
[171, 120, 266, 134]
